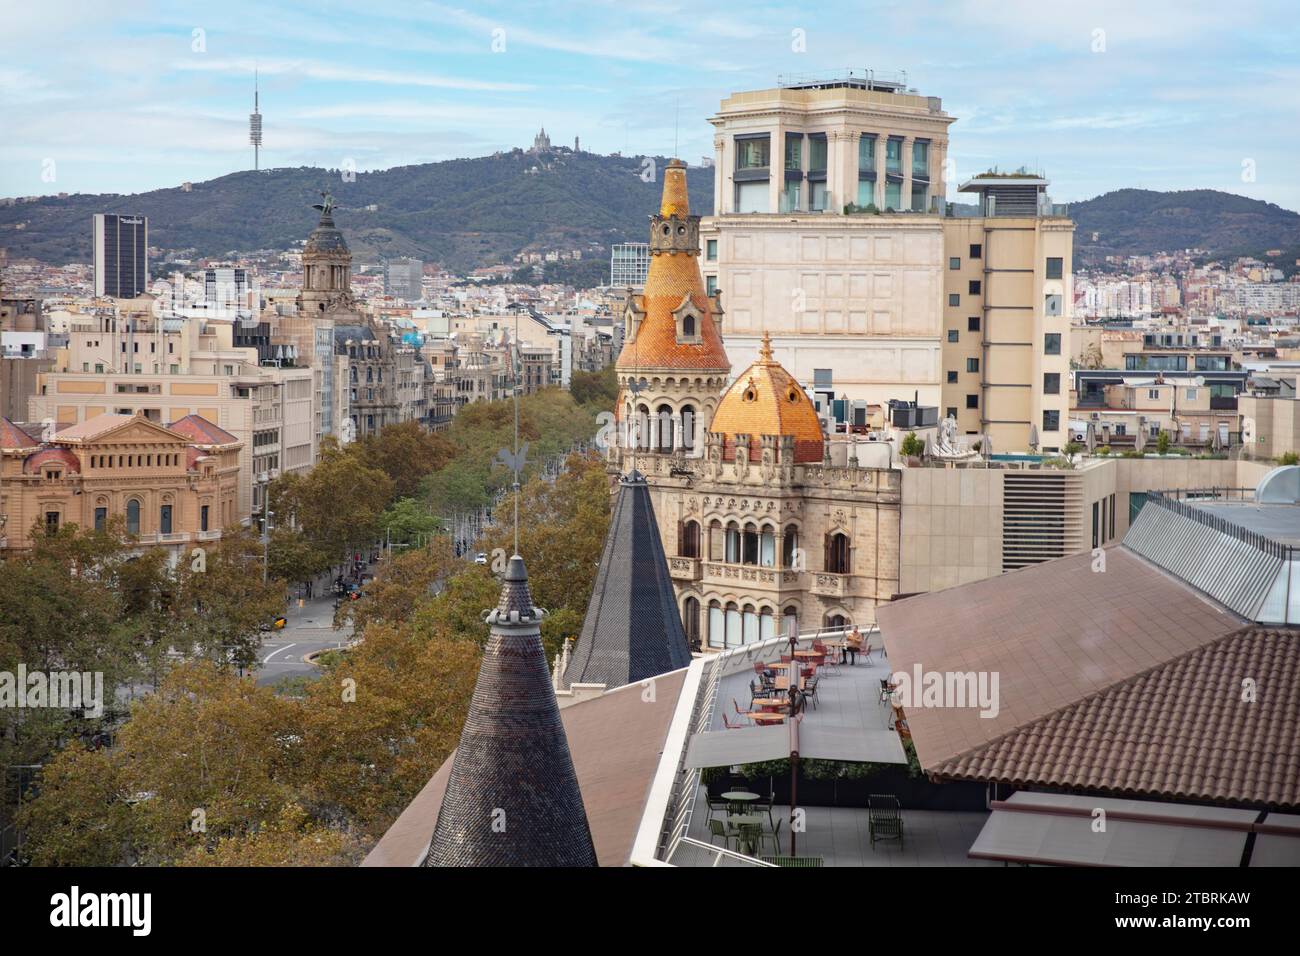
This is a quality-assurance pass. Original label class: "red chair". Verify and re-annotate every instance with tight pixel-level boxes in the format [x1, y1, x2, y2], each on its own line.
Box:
[722, 713, 742, 729]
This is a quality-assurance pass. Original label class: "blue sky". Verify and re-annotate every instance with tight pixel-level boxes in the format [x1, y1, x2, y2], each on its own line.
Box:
[2, 0, 1298, 209]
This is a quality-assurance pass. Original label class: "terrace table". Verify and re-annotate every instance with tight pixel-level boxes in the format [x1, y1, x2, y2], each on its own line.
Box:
[750, 712, 785, 726]
[727, 813, 767, 855]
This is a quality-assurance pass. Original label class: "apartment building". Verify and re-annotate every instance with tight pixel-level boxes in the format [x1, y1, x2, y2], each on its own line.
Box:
[700, 72, 954, 408]
[29, 306, 315, 521]
[941, 175, 1074, 451]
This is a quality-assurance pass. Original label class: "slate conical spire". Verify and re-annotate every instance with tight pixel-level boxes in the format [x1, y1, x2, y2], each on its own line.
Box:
[561, 470, 693, 691]
[425, 555, 597, 867]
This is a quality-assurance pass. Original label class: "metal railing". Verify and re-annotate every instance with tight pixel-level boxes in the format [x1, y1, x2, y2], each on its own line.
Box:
[656, 625, 880, 862]
[670, 837, 776, 867]
[1143, 489, 1296, 560]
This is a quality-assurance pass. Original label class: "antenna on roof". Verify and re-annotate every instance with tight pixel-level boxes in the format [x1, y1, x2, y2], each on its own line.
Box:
[512, 309, 521, 555]
[674, 97, 680, 159]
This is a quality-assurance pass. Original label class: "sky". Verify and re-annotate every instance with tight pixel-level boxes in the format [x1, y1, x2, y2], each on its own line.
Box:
[2, 0, 1298, 209]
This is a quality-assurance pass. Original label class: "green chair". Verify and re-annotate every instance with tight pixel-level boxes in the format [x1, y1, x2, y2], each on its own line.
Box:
[707, 818, 735, 850]
[867, 793, 904, 849]
[736, 823, 764, 856]
[765, 818, 784, 856]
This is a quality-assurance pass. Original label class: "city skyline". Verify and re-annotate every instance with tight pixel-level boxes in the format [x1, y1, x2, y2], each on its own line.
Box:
[1, 0, 1298, 210]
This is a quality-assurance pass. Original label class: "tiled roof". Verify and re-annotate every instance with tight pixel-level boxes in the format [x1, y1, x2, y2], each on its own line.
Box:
[615, 161, 729, 373]
[167, 414, 238, 446]
[424, 556, 597, 867]
[709, 332, 824, 461]
[876, 547, 1245, 773]
[0, 417, 38, 450]
[363, 670, 687, 867]
[937, 626, 1300, 809]
[54, 413, 133, 442]
[23, 447, 81, 474]
[562, 471, 693, 690]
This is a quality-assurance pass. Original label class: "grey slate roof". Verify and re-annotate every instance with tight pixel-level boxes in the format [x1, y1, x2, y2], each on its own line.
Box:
[424, 555, 597, 867]
[561, 470, 692, 691]
[304, 211, 349, 254]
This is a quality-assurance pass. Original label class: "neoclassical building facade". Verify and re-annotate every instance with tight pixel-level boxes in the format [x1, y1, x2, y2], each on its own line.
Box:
[611, 161, 902, 649]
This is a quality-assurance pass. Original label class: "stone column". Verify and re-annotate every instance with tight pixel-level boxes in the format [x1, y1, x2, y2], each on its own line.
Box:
[714, 134, 728, 215]
[770, 122, 784, 214]
[902, 136, 915, 212]
[874, 133, 887, 209]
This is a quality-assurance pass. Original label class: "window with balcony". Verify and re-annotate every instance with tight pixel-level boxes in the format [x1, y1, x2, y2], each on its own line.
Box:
[825, 532, 850, 574]
[735, 135, 770, 169]
[911, 181, 928, 212]
[858, 134, 875, 176]
[808, 134, 827, 173]
[735, 181, 769, 213]
[784, 133, 802, 171]
[160, 504, 173, 535]
[884, 180, 901, 210]
[781, 180, 801, 212]
[126, 499, 141, 536]
[885, 137, 902, 176]
[912, 140, 930, 178]
[809, 181, 829, 212]
[679, 519, 700, 558]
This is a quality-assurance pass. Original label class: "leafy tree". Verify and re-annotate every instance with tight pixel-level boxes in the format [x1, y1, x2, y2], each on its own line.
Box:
[174, 527, 287, 671]
[338, 536, 457, 633]
[272, 437, 394, 562]
[267, 526, 332, 589]
[1156, 430, 1172, 455]
[380, 497, 442, 546]
[176, 803, 358, 867]
[356, 421, 455, 500]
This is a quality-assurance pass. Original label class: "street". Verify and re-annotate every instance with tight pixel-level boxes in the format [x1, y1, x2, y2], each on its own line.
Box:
[255, 575, 356, 687]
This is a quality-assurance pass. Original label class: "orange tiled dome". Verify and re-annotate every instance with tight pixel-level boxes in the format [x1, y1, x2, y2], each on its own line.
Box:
[710, 333, 824, 463]
[615, 160, 729, 373]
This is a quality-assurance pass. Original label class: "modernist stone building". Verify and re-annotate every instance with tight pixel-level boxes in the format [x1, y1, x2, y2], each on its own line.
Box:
[611, 160, 901, 648]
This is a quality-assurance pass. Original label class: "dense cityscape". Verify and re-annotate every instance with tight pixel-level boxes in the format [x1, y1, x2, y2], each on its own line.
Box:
[1, 0, 1296, 937]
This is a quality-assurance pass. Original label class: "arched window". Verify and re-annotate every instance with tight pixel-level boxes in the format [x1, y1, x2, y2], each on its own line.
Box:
[681, 404, 696, 451]
[760, 524, 776, 567]
[725, 521, 741, 563]
[708, 600, 725, 649]
[655, 403, 674, 452]
[126, 498, 141, 536]
[782, 606, 799, 640]
[825, 613, 849, 632]
[682, 314, 696, 337]
[742, 522, 759, 565]
[782, 525, 799, 569]
[742, 604, 759, 644]
[636, 404, 651, 450]
[367, 367, 374, 383]
[826, 531, 851, 574]
[683, 596, 700, 650]
[708, 519, 724, 561]
[350, 367, 357, 382]
[759, 607, 775, 642]
[725, 602, 741, 649]
[679, 519, 700, 558]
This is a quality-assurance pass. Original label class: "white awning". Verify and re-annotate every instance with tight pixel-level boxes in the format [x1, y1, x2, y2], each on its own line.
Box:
[684, 723, 906, 770]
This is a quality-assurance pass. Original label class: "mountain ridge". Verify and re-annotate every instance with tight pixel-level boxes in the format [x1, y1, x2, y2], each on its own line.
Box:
[2, 153, 1297, 278]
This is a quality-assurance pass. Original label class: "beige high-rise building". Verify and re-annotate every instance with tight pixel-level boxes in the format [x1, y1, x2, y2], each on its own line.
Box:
[941, 175, 1074, 452]
[700, 73, 954, 408]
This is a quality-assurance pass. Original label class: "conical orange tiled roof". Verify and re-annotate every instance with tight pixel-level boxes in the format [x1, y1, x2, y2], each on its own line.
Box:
[615, 160, 729, 373]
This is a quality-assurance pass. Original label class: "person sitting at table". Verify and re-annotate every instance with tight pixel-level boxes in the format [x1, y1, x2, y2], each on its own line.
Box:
[842, 625, 863, 665]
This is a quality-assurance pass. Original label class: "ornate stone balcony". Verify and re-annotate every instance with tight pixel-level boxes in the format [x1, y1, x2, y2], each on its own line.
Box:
[668, 556, 701, 582]
[810, 572, 848, 598]
[702, 562, 781, 587]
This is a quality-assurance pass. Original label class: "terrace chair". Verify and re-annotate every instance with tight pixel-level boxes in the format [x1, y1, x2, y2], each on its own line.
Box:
[733, 698, 753, 724]
[736, 823, 764, 857]
[867, 794, 905, 850]
[707, 818, 737, 851]
[705, 792, 729, 825]
[722, 712, 743, 730]
[802, 674, 820, 710]
[765, 818, 784, 856]
[764, 792, 777, 830]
